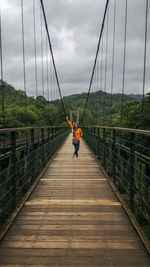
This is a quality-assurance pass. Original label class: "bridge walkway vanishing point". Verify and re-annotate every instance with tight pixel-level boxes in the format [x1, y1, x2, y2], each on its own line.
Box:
[0, 134, 149, 266]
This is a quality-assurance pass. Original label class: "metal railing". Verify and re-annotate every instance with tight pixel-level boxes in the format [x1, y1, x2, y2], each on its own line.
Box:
[0, 126, 69, 230]
[83, 126, 150, 240]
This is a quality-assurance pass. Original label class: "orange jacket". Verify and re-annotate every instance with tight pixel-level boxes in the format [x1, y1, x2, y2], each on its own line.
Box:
[67, 119, 83, 141]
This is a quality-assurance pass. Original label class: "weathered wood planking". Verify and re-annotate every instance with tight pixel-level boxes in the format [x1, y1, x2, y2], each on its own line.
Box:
[0, 134, 149, 266]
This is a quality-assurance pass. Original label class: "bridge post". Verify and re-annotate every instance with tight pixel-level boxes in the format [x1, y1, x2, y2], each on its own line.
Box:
[112, 129, 116, 185]
[49, 128, 53, 157]
[103, 128, 106, 168]
[47, 128, 50, 159]
[52, 127, 55, 154]
[11, 131, 16, 211]
[41, 128, 45, 167]
[97, 128, 100, 160]
[31, 129, 35, 182]
[145, 162, 150, 208]
[70, 111, 72, 123]
[91, 127, 93, 149]
[51, 128, 54, 155]
[93, 127, 96, 154]
[130, 132, 135, 212]
[77, 110, 79, 124]
[56, 128, 58, 149]
[54, 127, 56, 152]
[90, 127, 91, 134]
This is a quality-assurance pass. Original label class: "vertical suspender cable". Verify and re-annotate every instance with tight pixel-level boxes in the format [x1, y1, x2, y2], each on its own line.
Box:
[93, 73, 95, 119]
[40, 5, 44, 97]
[142, 0, 149, 124]
[96, 52, 100, 119]
[54, 71, 56, 101]
[97, 53, 99, 93]
[93, 66, 96, 124]
[0, 6, 6, 152]
[33, 0, 38, 98]
[104, 6, 109, 125]
[21, 0, 27, 120]
[121, 0, 128, 127]
[40, 0, 66, 115]
[50, 58, 53, 101]
[100, 35, 104, 122]
[0, 5, 5, 127]
[53, 68, 55, 101]
[46, 37, 49, 101]
[82, 0, 110, 120]
[110, 0, 116, 125]
[48, 51, 51, 103]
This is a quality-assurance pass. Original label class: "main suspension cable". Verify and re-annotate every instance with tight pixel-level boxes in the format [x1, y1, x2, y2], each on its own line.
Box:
[82, 0, 110, 120]
[40, 0, 66, 115]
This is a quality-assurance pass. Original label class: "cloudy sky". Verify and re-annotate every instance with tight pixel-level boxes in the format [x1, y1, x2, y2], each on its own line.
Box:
[0, 0, 150, 99]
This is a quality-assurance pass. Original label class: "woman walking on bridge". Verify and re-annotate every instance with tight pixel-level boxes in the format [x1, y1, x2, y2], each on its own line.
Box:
[66, 116, 83, 159]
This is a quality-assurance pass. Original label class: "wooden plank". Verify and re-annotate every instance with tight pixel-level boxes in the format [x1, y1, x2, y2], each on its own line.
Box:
[0, 134, 149, 266]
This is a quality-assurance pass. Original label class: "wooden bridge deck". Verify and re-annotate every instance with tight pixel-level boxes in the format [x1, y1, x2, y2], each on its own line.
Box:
[0, 134, 149, 266]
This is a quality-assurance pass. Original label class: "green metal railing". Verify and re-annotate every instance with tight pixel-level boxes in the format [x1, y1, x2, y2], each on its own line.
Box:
[83, 126, 150, 239]
[0, 126, 69, 230]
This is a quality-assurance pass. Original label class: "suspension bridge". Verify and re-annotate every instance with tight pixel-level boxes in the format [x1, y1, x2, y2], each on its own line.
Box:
[0, 0, 150, 266]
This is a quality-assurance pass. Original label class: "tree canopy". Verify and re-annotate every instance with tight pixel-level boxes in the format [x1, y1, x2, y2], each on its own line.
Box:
[0, 81, 149, 130]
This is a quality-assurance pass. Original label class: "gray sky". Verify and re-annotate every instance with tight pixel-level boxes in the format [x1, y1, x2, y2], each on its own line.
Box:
[1, 0, 150, 99]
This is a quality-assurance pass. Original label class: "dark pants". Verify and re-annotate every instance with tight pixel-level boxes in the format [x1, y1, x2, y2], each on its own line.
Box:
[74, 141, 80, 157]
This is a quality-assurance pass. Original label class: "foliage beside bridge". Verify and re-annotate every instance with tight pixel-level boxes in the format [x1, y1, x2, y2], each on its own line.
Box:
[0, 81, 150, 130]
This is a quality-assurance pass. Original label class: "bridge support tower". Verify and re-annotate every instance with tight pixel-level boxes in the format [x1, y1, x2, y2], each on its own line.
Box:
[69, 110, 79, 124]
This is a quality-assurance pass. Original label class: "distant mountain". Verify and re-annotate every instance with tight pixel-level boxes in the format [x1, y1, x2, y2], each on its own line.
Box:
[1, 80, 149, 128]
[128, 94, 143, 99]
[0, 81, 61, 128]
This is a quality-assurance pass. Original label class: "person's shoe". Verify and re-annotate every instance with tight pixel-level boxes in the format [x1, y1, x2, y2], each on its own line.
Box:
[72, 154, 75, 159]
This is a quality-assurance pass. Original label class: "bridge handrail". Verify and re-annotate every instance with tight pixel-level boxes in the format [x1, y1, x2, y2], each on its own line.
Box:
[83, 126, 150, 136]
[0, 126, 69, 133]
[82, 126, 150, 246]
[0, 126, 70, 235]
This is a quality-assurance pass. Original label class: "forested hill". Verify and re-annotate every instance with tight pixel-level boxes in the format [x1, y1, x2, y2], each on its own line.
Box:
[55, 90, 150, 129]
[0, 81, 150, 129]
[0, 81, 61, 127]
[61, 91, 131, 125]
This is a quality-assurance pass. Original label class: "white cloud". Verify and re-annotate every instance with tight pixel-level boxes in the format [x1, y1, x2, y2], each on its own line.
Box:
[0, 0, 150, 98]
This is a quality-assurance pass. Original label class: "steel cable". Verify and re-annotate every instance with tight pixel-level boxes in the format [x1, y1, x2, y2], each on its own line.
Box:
[21, 0, 27, 120]
[46, 37, 49, 102]
[110, 0, 116, 125]
[104, 6, 109, 125]
[100, 35, 104, 122]
[82, 0, 110, 121]
[142, 0, 149, 125]
[40, 0, 66, 116]
[33, 0, 38, 98]
[120, 0, 128, 127]
[0, 5, 5, 127]
[50, 58, 53, 101]
[40, 5, 44, 97]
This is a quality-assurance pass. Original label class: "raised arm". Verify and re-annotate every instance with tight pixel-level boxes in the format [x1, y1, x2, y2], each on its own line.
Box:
[66, 116, 73, 130]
